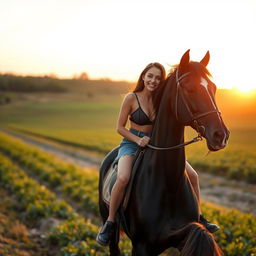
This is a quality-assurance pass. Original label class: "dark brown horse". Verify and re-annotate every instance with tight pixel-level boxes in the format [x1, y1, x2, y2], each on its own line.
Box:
[98, 50, 229, 255]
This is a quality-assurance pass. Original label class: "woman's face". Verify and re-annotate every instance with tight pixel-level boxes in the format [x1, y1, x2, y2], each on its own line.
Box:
[142, 67, 162, 92]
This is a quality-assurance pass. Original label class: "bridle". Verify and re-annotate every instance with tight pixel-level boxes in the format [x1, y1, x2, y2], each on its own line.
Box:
[175, 69, 222, 135]
[147, 68, 222, 151]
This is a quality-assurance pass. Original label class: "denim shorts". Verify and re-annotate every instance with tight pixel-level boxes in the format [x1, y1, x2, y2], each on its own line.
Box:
[114, 128, 151, 163]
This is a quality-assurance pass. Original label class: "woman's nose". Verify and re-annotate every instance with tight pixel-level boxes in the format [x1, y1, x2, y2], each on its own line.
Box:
[152, 77, 157, 83]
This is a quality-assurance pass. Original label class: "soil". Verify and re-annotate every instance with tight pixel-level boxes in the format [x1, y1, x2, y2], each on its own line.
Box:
[1, 128, 256, 217]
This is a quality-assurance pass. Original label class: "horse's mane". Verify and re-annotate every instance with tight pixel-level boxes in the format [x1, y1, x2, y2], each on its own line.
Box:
[167, 62, 211, 78]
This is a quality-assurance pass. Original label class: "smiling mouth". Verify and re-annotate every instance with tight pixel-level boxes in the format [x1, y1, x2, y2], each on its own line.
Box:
[148, 84, 157, 89]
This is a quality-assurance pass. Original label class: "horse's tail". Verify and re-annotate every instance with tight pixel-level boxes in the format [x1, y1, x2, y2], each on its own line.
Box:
[171, 222, 223, 256]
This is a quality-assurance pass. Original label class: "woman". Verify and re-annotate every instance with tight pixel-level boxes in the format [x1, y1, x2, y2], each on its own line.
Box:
[96, 62, 218, 246]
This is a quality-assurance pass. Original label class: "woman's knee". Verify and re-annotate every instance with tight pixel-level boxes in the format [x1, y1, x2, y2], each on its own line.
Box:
[116, 155, 133, 187]
[116, 173, 130, 187]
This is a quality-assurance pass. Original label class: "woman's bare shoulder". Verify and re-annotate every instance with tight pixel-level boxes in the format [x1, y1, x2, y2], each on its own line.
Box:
[123, 92, 136, 103]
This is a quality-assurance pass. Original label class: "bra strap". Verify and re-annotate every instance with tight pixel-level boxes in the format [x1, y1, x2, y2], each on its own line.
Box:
[134, 93, 141, 107]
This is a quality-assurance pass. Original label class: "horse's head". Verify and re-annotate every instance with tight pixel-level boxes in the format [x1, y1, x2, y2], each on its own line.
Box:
[174, 50, 229, 151]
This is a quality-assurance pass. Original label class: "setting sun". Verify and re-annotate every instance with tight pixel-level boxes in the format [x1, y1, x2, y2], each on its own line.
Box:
[233, 86, 256, 94]
[235, 86, 255, 93]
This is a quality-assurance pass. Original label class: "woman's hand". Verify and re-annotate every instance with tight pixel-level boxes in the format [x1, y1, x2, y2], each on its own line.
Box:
[137, 136, 150, 147]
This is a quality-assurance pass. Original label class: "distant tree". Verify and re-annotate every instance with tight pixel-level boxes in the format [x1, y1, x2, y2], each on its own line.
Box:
[44, 73, 58, 79]
[78, 72, 89, 80]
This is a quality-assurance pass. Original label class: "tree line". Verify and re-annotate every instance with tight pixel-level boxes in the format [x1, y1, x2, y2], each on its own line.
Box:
[0, 74, 67, 92]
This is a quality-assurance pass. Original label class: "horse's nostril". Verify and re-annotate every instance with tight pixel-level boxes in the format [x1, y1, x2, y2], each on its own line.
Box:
[213, 130, 225, 142]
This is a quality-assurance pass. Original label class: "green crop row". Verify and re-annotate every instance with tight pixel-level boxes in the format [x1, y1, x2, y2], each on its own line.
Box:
[0, 134, 134, 256]
[0, 131, 99, 215]
[0, 152, 113, 255]
[201, 202, 256, 256]
[0, 153, 75, 221]
[0, 131, 255, 255]
[0, 187, 44, 256]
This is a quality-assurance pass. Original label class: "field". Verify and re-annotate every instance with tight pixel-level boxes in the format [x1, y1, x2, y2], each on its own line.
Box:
[0, 79, 256, 255]
[0, 86, 256, 184]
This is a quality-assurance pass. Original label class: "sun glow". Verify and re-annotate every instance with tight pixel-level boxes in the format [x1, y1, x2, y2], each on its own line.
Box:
[233, 83, 256, 94]
[233, 84, 256, 94]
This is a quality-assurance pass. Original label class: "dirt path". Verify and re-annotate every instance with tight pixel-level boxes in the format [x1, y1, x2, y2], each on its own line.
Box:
[1, 128, 256, 217]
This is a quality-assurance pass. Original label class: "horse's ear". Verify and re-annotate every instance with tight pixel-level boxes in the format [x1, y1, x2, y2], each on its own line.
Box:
[179, 49, 190, 72]
[200, 51, 210, 67]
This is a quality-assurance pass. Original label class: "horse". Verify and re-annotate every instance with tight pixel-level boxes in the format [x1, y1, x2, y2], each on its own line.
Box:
[98, 50, 229, 256]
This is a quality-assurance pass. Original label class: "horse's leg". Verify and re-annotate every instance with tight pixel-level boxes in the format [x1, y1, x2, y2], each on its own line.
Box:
[109, 223, 121, 256]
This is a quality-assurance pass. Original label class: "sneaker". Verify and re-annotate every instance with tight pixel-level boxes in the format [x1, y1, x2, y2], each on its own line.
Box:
[199, 215, 219, 233]
[96, 221, 116, 246]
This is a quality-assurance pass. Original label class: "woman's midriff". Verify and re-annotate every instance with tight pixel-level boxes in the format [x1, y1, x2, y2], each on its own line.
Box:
[130, 121, 153, 134]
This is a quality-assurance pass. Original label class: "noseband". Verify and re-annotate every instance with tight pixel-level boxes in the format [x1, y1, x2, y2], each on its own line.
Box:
[147, 68, 221, 151]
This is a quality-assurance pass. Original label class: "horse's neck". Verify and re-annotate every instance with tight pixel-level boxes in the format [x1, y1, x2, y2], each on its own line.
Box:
[151, 115, 184, 147]
[150, 80, 186, 185]
[151, 78, 185, 148]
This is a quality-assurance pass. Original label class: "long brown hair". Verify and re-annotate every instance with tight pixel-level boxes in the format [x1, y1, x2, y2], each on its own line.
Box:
[133, 62, 166, 93]
[133, 62, 166, 113]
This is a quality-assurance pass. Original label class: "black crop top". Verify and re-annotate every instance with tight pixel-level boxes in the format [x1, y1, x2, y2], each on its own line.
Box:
[129, 93, 154, 126]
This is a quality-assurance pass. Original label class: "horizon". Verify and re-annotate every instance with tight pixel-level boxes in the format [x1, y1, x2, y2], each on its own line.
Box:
[2, 71, 256, 96]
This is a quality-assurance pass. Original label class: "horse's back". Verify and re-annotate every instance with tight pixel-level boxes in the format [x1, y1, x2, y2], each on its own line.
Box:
[99, 146, 119, 196]
[98, 146, 119, 222]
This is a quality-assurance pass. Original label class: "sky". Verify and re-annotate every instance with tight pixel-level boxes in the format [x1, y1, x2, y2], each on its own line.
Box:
[0, 0, 256, 91]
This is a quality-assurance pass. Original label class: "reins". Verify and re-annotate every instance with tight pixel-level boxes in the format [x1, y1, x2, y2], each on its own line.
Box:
[147, 133, 203, 151]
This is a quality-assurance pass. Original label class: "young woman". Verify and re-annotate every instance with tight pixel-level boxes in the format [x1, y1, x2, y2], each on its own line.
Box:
[96, 62, 219, 246]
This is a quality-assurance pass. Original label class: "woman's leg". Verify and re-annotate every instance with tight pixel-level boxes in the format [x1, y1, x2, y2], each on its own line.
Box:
[185, 161, 201, 214]
[96, 155, 134, 246]
[108, 155, 134, 222]
[186, 161, 219, 233]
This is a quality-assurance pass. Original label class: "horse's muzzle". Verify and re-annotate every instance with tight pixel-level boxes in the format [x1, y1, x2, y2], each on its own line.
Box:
[207, 128, 229, 151]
